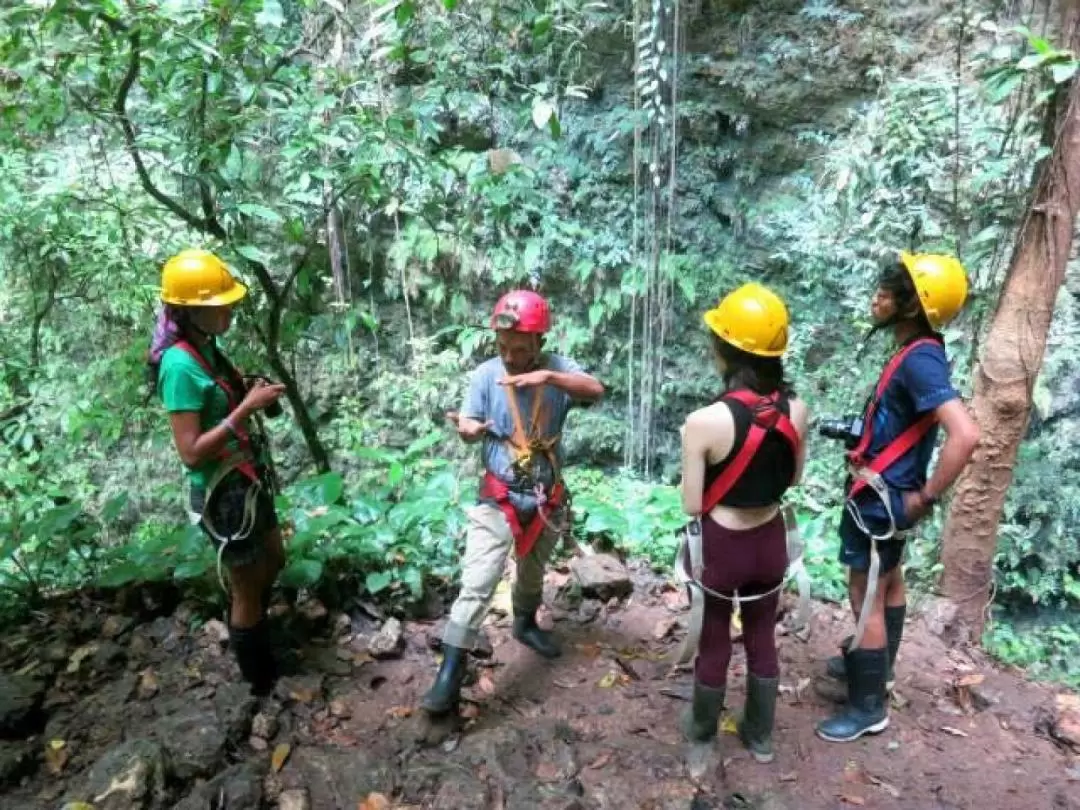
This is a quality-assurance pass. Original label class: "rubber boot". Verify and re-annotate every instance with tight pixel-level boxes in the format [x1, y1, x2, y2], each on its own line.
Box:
[681, 681, 726, 742]
[826, 604, 905, 690]
[512, 609, 561, 659]
[737, 674, 779, 763]
[421, 644, 467, 714]
[816, 647, 890, 743]
[229, 620, 277, 697]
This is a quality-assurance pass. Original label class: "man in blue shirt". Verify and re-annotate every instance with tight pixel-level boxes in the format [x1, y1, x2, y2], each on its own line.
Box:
[818, 253, 980, 743]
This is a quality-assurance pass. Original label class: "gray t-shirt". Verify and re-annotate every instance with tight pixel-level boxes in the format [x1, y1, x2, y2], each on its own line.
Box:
[461, 353, 584, 515]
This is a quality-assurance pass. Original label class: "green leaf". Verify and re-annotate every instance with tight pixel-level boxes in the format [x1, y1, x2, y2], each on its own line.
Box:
[314, 472, 344, 505]
[255, 0, 284, 28]
[237, 203, 283, 223]
[102, 493, 128, 523]
[395, 0, 415, 25]
[533, 13, 553, 37]
[405, 429, 443, 459]
[235, 244, 270, 264]
[1051, 61, 1078, 84]
[281, 557, 323, 588]
[173, 558, 210, 581]
[366, 570, 393, 594]
[441, 0, 458, 9]
[402, 565, 424, 597]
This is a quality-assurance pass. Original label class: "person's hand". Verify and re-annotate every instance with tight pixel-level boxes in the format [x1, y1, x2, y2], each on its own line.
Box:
[445, 411, 493, 442]
[902, 489, 934, 526]
[240, 379, 286, 415]
[498, 369, 552, 389]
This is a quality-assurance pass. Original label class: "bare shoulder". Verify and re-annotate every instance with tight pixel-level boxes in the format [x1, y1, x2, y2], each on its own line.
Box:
[684, 400, 735, 433]
[787, 394, 810, 433]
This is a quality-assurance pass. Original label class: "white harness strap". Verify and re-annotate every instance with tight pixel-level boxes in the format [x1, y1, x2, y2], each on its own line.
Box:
[844, 466, 909, 650]
[187, 455, 262, 594]
[672, 505, 810, 666]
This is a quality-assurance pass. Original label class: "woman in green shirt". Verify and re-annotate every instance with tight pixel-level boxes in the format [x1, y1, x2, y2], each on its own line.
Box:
[148, 249, 286, 695]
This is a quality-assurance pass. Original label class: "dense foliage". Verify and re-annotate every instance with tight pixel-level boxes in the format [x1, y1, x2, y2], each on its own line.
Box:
[2, 0, 1080, 685]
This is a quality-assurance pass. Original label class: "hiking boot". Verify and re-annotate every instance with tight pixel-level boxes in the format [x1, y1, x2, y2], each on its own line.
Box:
[737, 674, 779, 763]
[421, 644, 467, 714]
[512, 609, 561, 659]
[816, 646, 890, 743]
[682, 681, 726, 742]
[825, 605, 905, 691]
[229, 620, 278, 697]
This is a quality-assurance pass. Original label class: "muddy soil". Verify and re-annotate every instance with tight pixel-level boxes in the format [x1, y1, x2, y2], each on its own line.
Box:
[1, 558, 1078, 810]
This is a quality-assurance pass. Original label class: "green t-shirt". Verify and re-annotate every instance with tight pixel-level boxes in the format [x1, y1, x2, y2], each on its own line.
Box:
[158, 343, 243, 490]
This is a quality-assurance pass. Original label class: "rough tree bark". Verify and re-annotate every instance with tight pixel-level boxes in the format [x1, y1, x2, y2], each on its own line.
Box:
[938, 8, 1080, 639]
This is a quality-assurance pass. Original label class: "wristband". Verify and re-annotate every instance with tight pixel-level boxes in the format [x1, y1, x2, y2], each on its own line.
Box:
[222, 415, 239, 436]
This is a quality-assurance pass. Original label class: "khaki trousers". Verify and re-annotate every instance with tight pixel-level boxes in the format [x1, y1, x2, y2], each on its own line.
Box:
[443, 503, 563, 649]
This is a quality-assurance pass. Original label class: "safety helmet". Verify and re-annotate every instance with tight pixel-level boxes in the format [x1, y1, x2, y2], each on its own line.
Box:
[899, 252, 968, 330]
[703, 282, 789, 357]
[490, 290, 551, 334]
[160, 249, 247, 307]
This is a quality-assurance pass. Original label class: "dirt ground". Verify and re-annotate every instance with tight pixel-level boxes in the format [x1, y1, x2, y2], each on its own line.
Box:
[1, 558, 1079, 810]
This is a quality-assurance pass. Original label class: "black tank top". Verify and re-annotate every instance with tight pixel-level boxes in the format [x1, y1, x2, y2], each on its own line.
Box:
[703, 393, 797, 508]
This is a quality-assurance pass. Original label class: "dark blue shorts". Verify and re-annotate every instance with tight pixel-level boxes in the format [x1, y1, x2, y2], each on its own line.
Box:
[838, 488, 911, 574]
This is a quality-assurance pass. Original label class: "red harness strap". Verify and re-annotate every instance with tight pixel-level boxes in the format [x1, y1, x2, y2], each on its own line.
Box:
[481, 473, 566, 558]
[846, 337, 940, 498]
[173, 341, 259, 483]
[701, 389, 801, 514]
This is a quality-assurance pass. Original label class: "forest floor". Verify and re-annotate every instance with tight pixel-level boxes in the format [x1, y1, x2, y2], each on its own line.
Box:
[2, 556, 1079, 810]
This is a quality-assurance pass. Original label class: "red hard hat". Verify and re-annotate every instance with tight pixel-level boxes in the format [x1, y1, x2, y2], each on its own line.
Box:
[490, 290, 551, 333]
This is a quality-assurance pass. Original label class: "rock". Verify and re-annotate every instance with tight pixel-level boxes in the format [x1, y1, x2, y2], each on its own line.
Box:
[0, 673, 47, 738]
[153, 706, 226, 780]
[250, 735, 269, 751]
[252, 711, 279, 741]
[136, 669, 160, 701]
[569, 554, 632, 601]
[171, 762, 264, 810]
[213, 682, 258, 743]
[367, 618, 405, 660]
[1053, 694, 1080, 750]
[92, 641, 128, 672]
[280, 746, 395, 808]
[103, 616, 136, 639]
[278, 788, 311, 810]
[201, 619, 230, 645]
[432, 773, 490, 809]
[0, 739, 35, 786]
[69, 739, 167, 810]
[298, 599, 328, 623]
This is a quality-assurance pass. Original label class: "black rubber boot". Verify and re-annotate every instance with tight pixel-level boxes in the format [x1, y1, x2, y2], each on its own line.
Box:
[512, 609, 561, 659]
[681, 681, 726, 742]
[421, 644, 467, 714]
[229, 620, 277, 697]
[737, 674, 779, 763]
[816, 647, 890, 743]
[826, 604, 905, 690]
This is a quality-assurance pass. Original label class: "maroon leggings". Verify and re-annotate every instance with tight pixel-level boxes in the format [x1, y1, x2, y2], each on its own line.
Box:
[690, 513, 787, 688]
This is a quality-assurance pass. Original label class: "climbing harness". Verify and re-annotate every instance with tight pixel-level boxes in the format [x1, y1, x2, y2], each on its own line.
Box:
[174, 340, 275, 594]
[842, 336, 940, 650]
[480, 380, 568, 557]
[672, 389, 808, 665]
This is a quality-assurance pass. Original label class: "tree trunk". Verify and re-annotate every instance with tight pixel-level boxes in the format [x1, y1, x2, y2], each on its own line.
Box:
[938, 11, 1080, 639]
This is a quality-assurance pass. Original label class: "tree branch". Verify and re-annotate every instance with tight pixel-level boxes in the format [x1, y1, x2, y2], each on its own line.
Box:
[113, 30, 226, 240]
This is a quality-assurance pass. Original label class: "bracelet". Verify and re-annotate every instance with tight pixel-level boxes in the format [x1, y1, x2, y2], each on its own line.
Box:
[222, 415, 238, 436]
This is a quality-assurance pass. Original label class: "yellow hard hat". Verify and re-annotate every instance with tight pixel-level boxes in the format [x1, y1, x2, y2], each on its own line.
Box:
[899, 252, 968, 329]
[703, 282, 789, 357]
[160, 249, 247, 307]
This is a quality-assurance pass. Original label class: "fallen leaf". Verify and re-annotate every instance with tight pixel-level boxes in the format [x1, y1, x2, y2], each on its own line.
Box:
[66, 643, 98, 674]
[358, 792, 391, 810]
[45, 739, 68, 774]
[720, 715, 738, 735]
[956, 673, 985, 687]
[779, 771, 798, 782]
[477, 673, 496, 695]
[597, 671, 618, 688]
[839, 794, 865, 806]
[63, 804, 94, 810]
[137, 668, 160, 699]
[386, 705, 413, 719]
[290, 687, 317, 704]
[535, 761, 561, 781]
[271, 743, 291, 772]
[552, 678, 581, 689]
[652, 618, 678, 640]
[575, 642, 602, 658]
[587, 752, 613, 769]
[843, 760, 868, 784]
[867, 773, 901, 798]
[941, 726, 969, 738]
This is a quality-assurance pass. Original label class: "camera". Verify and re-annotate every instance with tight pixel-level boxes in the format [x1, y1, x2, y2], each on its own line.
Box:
[817, 414, 864, 450]
[245, 375, 284, 419]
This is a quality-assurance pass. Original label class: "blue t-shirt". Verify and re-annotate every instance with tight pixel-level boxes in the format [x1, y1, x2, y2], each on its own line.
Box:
[852, 338, 959, 524]
[461, 353, 583, 514]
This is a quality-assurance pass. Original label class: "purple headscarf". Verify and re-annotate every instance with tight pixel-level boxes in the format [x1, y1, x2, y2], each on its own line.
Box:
[148, 305, 184, 365]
